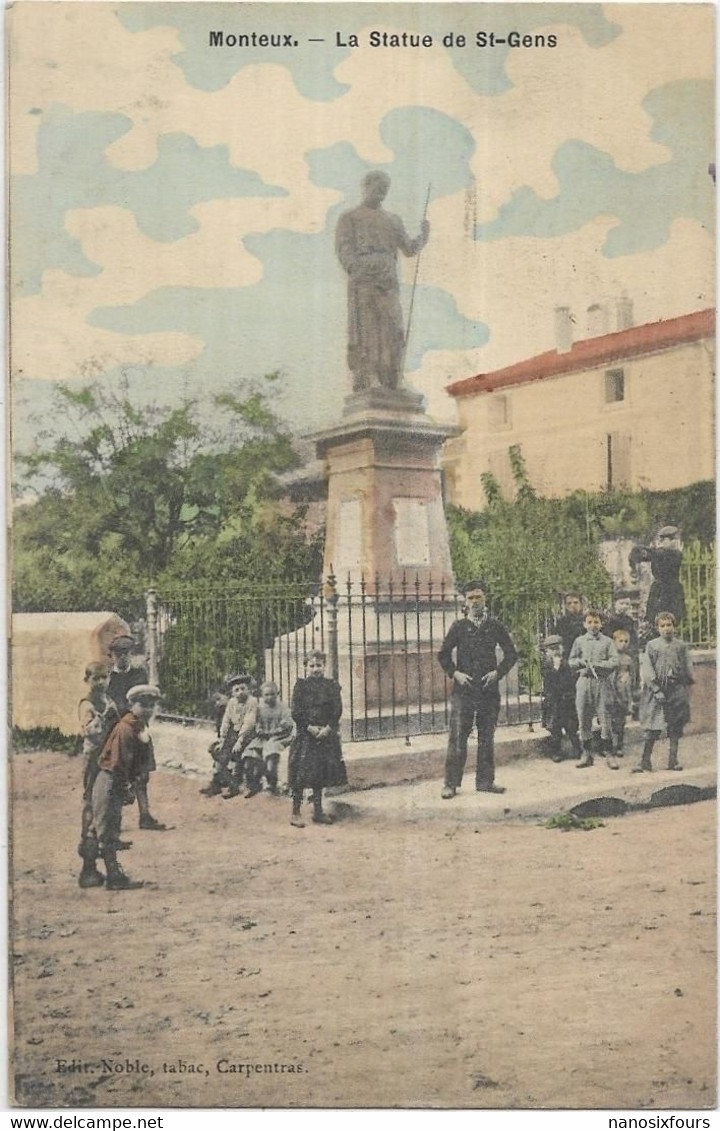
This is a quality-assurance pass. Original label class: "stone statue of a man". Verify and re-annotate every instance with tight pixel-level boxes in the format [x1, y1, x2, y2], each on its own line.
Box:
[335, 171, 429, 392]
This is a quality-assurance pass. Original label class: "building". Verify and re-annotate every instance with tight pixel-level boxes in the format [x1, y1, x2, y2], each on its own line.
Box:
[443, 307, 715, 508]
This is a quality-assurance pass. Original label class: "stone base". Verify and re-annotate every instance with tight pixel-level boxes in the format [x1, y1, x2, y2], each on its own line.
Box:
[343, 385, 426, 418]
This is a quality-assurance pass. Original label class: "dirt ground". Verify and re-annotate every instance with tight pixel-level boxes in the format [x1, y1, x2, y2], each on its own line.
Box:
[9, 751, 717, 1110]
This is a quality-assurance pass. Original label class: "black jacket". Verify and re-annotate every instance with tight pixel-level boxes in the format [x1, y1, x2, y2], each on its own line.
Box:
[438, 615, 518, 697]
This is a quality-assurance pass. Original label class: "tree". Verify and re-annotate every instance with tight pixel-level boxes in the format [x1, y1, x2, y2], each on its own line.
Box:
[13, 373, 322, 614]
[448, 447, 611, 609]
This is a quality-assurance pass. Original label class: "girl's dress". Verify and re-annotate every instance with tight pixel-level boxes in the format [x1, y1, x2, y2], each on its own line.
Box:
[288, 676, 348, 791]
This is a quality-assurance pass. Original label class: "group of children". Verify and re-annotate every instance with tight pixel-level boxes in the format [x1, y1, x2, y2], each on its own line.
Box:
[77, 640, 349, 892]
[540, 591, 694, 773]
[77, 634, 165, 891]
[75, 597, 693, 887]
[201, 650, 347, 828]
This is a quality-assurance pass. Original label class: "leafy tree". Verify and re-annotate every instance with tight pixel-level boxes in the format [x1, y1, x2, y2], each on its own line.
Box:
[13, 373, 322, 615]
[448, 447, 611, 609]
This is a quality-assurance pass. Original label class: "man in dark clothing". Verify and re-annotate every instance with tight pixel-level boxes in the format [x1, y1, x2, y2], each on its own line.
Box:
[438, 580, 518, 798]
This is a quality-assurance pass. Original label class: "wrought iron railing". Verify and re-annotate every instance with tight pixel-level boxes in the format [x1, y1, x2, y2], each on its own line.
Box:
[149, 575, 614, 740]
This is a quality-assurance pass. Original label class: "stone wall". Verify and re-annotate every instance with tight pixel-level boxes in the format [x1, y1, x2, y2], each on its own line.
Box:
[11, 612, 132, 735]
[687, 649, 716, 735]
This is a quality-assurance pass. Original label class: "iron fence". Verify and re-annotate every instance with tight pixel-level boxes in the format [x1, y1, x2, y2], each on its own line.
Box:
[148, 558, 714, 741]
[680, 542, 716, 648]
[150, 575, 613, 741]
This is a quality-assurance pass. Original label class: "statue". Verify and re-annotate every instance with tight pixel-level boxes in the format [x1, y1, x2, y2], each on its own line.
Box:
[335, 171, 429, 392]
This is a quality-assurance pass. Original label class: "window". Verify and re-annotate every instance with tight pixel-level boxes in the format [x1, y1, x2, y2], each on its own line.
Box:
[606, 432, 632, 490]
[488, 393, 511, 429]
[604, 368, 625, 404]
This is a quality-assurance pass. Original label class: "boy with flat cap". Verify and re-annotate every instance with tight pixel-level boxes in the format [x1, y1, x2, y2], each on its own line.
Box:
[438, 580, 518, 798]
[106, 634, 164, 830]
[90, 684, 162, 889]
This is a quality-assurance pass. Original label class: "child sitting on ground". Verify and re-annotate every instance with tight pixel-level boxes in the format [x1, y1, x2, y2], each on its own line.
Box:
[635, 612, 694, 773]
[240, 681, 294, 798]
[200, 674, 257, 797]
[540, 635, 581, 763]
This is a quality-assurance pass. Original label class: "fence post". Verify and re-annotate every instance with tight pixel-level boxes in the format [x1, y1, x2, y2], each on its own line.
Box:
[326, 568, 339, 682]
[145, 588, 160, 686]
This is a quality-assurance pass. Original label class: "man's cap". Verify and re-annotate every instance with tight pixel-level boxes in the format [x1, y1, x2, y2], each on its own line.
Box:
[461, 579, 489, 595]
[225, 672, 253, 688]
[657, 525, 679, 538]
[127, 684, 162, 704]
[541, 634, 562, 648]
[108, 634, 134, 653]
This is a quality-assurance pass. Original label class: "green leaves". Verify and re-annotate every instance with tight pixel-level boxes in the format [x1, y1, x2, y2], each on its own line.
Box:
[13, 375, 315, 613]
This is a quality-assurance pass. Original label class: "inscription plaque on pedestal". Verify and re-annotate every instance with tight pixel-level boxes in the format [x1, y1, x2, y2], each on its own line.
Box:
[393, 497, 431, 568]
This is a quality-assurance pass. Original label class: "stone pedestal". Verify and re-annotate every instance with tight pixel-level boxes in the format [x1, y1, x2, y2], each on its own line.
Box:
[300, 387, 463, 735]
[311, 387, 460, 591]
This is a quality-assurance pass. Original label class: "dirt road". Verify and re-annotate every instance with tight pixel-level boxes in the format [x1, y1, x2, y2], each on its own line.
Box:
[10, 752, 716, 1109]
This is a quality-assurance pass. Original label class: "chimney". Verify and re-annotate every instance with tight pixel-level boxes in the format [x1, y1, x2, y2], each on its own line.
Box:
[554, 306, 573, 354]
[613, 293, 634, 332]
[586, 303, 609, 337]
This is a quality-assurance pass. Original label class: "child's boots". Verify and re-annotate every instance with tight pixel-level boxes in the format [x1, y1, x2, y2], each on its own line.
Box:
[668, 738, 683, 771]
[78, 833, 104, 889]
[576, 743, 594, 769]
[633, 740, 654, 773]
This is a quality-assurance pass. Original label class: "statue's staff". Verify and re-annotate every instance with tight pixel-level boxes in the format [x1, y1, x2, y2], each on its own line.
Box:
[402, 183, 432, 368]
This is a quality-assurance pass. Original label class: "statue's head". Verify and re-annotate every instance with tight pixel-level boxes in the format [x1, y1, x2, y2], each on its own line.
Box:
[362, 170, 391, 206]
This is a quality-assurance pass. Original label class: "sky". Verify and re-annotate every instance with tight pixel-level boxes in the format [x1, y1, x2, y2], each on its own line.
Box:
[8, 1, 715, 454]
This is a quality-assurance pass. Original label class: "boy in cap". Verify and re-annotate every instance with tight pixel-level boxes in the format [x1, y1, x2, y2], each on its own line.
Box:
[201, 674, 257, 797]
[540, 635, 581, 763]
[107, 634, 148, 715]
[635, 612, 694, 772]
[90, 684, 161, 889]
[106, 634, 164, 829]
[438, 580, 518, 798]
[77, 662, 119, 887]
[240, 680, 294, 798]
[568, 610, 620, 769]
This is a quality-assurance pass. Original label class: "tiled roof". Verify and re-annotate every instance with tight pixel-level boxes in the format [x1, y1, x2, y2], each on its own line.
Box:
[447, 308, 715, 398]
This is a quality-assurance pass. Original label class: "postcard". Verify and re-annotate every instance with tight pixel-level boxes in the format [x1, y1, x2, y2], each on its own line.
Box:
[7, 1, 716, 1112]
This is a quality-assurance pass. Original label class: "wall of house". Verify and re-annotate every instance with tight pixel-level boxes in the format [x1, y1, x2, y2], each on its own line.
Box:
[446, 338, 715, 508]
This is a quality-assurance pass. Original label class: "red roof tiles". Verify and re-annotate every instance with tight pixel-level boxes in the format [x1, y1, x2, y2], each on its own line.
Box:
[447, 308, 715, 398]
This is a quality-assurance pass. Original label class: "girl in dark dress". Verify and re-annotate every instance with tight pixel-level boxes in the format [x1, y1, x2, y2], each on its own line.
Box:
[288, 650, 348, 828]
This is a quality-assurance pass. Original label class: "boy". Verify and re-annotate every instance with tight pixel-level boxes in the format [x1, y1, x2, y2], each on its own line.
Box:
[607, 628, 636, 757]
[106, 634, 164, 830]
[552, 592, 586, 659]
[107, 634, 148, 714]
[568, 610, 620, 769]
[200, 674, 257, 797]
[635, 612, 694, 772]
[540, 635, 581, 763]
[603, 594, 640, 658]
[77, 662, 119, 888]
[240, 681, 294, 799]
[90, 684, 161, 889]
